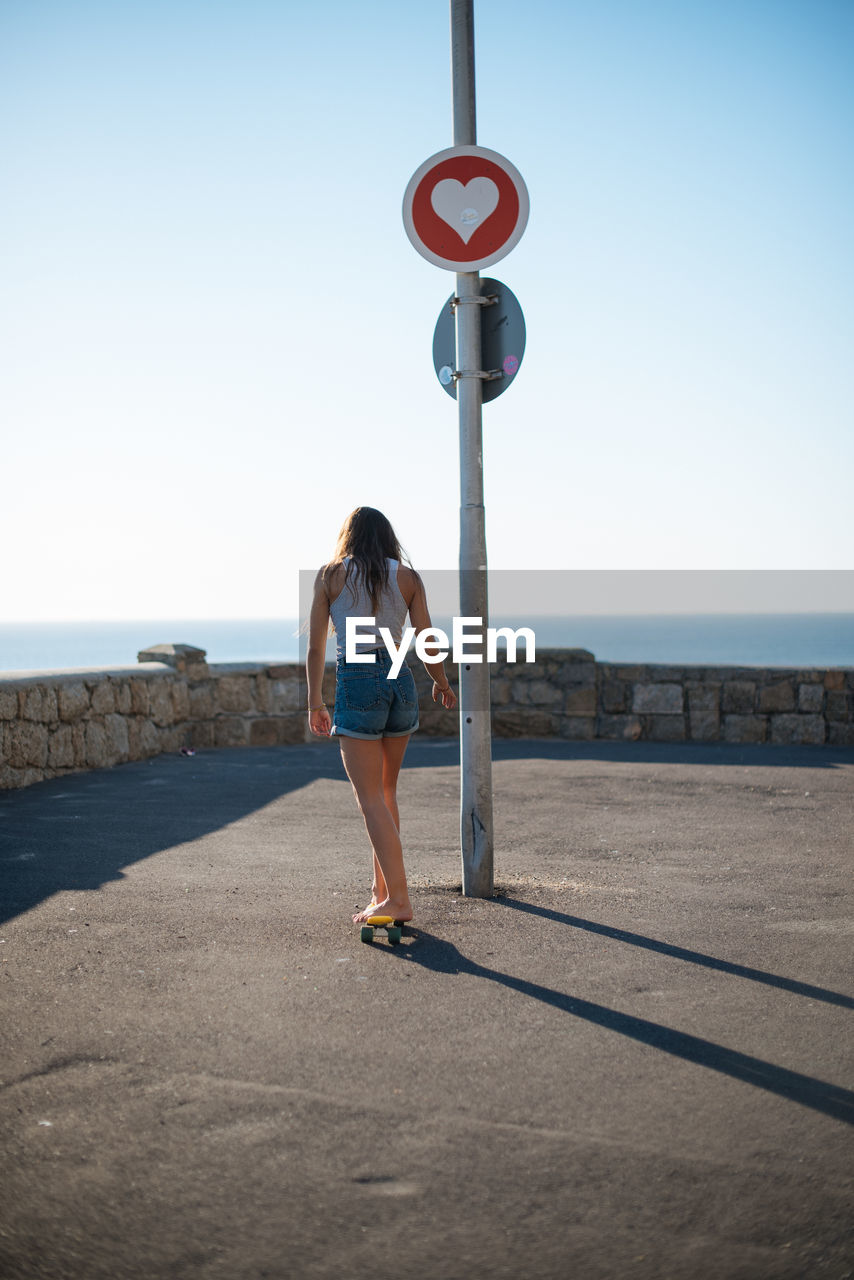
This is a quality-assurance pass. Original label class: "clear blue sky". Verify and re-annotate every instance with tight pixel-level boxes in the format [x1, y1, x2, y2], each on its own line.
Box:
[2, 0, 852, 619]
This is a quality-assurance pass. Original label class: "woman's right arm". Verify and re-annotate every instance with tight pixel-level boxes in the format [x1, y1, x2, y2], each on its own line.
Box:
[306, 569, 332, 736]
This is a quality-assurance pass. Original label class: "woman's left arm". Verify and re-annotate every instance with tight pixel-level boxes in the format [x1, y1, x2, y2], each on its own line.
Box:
[306, 570, 332, 736]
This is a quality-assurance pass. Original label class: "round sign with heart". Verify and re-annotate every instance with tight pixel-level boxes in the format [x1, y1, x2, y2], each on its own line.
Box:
[402, 145, 529, 272]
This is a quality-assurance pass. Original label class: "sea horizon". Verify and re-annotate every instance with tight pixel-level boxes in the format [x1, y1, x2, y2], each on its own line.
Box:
[0, 613, 851, 673]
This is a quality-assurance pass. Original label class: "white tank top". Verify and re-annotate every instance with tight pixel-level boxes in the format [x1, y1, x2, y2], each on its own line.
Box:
[328, 557, 409, 659]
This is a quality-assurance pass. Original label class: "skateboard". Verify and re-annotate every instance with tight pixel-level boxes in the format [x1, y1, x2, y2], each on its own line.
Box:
[360, 915, 404, 945]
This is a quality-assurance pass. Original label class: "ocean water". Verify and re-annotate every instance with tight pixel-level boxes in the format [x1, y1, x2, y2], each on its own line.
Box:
[0, 614, 851, 673]
[0, 619, 303, 674]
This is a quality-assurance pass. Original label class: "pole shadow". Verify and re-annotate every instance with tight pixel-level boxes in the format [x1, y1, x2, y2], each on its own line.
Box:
[391, 927, 854, 1127]
[497, 896, 854, 1010]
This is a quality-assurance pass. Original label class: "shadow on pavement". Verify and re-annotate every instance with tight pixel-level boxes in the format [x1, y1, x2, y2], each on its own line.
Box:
[0, 745, 353, 925]
[1, 736, 850, 927]
[395, 926, 854, 1127]
[499, 896, 854, 1010]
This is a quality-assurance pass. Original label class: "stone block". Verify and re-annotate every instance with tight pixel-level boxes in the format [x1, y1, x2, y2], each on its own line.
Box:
[723, 715, 767, 744]
[823, 670, 846, 691]
[90, 682, 115, 715]
[48, 725, 75, 769]
[798, 683, 824, 713]
[112, 681, 132, 715]
[149, 681, 176, 726]
[647, 666, 690, 683]
[610, 665, 649, 681]
[85, 722, 109, 768]
[128, 719, 160, 759]
[828, 722, 854, 746]
[492, 708, 558, 737]
[171, 682, 191, 721]
[564, 686, 597, 717]
[214, 717, 249, 747]
[189, 685, 215, 719]
[770, 714, 825, 745]
[0, 688, 18, 719]
[21, 685, 58, 723]
[71, 724, 87, 765]
[553, 662, 597, 687]
[8, 722, 49, 768]
[526, 680, 563, 706]
[105, 714, 130, 759]
[158, 727, 186, 753]
[186, 662, 210, 682]
[632, 684, 683, 715]
[190, 722, 215, 749]
[600, 680, 628, 714]
[254, 674, 272, 714]
[722, 681, 755, 714]
[137, 643, 206, 671]
[758, 680, 795, 713]
[249, 718, 284, 747]
[271, 678, 303, 714]
[647, 715, 686, 742]
[0, 762, 20, 790]
[58, 682, 89, 722]
[688, 686, 720, 741]
[129, 679, 150, 716]
[510, 679, 531, 705]
[1, 763, 44, 790]
[280, 713, 311, 744]
[489, 677, 512, 706]
[215, 676, 254, 714]
[597, 714, 642, 741]
[826, 691, 851, 723]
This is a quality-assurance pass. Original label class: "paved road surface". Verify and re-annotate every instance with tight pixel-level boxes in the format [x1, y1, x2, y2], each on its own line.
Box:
[1, 739, 852, 1279]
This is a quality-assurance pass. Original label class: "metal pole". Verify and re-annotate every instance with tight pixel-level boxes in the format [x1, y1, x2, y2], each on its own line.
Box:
[451, 0, 493, 898]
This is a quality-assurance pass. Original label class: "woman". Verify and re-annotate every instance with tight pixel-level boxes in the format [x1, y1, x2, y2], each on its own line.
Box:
[306, 507, 457, 925]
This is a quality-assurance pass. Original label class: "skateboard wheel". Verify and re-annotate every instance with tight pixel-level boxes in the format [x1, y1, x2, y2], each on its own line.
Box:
[360, 926, 374, 944]
[387, 927, 402, 945]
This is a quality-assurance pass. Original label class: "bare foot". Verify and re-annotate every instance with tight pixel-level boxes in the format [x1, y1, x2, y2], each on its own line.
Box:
[353, 895, 413, 925]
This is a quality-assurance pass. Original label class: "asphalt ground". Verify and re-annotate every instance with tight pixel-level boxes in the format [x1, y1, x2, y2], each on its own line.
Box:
[1, 738, 853, 1280]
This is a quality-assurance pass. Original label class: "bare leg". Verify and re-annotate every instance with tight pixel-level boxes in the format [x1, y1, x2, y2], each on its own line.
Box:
[340, 736, 412, 923]
[370, 852, 387, 910]
[370, 735, 409, 904]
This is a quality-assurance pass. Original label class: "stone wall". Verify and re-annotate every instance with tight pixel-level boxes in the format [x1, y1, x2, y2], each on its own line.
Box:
[0, 646, 313, 792]
[487, 649, 854, 747]
[1, 644, 851, 790]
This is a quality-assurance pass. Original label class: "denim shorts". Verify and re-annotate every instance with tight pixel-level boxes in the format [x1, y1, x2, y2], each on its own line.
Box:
[331, 647, 420, 740]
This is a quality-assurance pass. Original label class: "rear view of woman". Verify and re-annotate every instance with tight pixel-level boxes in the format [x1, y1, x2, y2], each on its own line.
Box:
[306, 507, 457, 924]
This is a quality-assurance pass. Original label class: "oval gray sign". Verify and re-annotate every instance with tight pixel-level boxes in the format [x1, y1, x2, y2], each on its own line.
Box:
[432, 277, 526, 403]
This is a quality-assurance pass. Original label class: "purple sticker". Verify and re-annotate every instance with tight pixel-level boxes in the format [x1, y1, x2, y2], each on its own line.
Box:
[503, 354, 519, 377]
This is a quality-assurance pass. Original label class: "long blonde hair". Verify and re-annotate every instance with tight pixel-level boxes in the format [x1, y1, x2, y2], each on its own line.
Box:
[324, 507, 410, 612]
